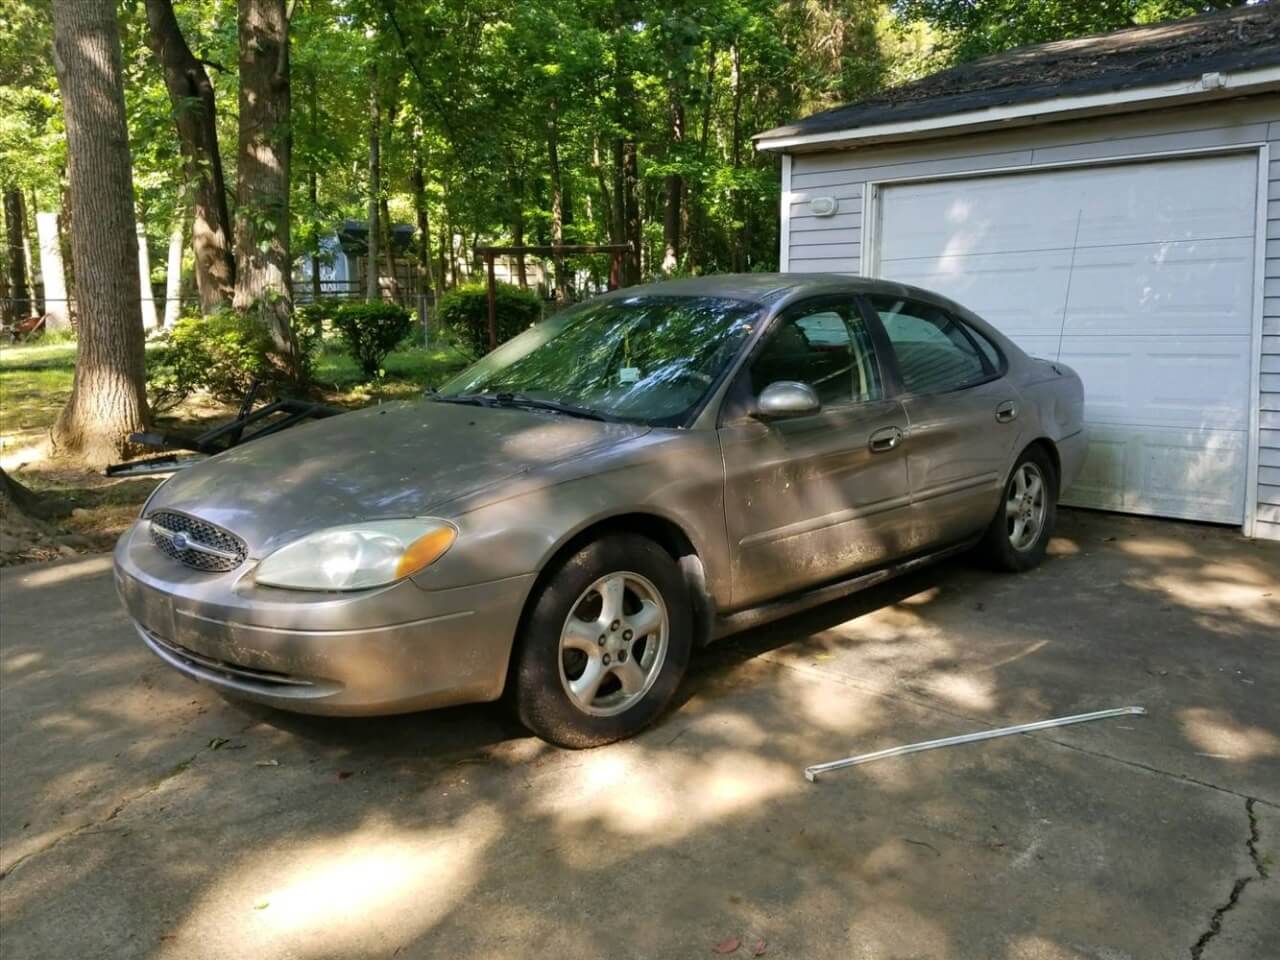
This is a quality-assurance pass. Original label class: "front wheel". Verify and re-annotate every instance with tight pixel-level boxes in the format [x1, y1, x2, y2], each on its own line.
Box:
[513, 534, 692, 748]
[981, 446, 1057, 572]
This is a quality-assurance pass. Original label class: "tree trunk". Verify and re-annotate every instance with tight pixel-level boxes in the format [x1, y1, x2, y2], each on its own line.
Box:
[661, 99, 684, 276]
[411, 147, 437, 303]
[49, 0, 150, 467]
[730, 42, 745, 273]
[592, 137, 615, 245]
[365, 62, 381, 302]
[143, 0, 234, 313]
[136, 220, 159, 329]
[307, 70, 322, 303]
[163, 218, 185, 326]
[23, 189, 42, 315]
[622, 139, 641, 285]
[233, 0, 298, 373]
[381, 196, 399, 301]
[4, 189, 30, 325]
[548, 102, 567, 303]
[308, 167, 322, 302]
[502, 163, 526, 289]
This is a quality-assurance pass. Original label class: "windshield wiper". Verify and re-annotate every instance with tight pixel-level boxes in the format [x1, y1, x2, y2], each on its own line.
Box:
[433, 392, 609, 421]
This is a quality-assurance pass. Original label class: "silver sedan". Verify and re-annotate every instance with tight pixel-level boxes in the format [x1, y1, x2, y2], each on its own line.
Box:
[115, 274, 1086, 747]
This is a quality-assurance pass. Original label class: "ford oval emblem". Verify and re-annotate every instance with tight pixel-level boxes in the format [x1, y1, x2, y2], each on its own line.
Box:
[171, 532, 190, 551]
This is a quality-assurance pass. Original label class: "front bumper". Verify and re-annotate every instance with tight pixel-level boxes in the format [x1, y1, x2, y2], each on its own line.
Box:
[114, 521, 536, 716]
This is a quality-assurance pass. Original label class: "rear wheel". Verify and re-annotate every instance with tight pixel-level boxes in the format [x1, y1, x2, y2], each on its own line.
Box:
[513, 534, 691, 748]
[981, 446, 1057, 572]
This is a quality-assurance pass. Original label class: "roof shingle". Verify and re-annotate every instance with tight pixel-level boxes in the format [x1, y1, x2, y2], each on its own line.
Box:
[756, 4, 1280, 143]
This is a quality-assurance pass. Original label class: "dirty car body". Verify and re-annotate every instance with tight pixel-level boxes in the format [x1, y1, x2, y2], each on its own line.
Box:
[115, 274, 1086, 738]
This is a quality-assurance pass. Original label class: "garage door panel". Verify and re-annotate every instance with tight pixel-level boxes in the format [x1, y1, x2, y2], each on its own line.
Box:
[1063, 238, 1255, 337]
[1070, 154, 1257, 248]
[880, 250, 1072, 339]
[878, 178, 1080, 259]
[1064, 425, 1247, 524]
[876, 152, 1258, 525]
[1058, 335, 1252, 431]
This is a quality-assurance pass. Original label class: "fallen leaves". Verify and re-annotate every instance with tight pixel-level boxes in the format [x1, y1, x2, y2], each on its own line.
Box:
[208, 737, 230, 750]
[255, 759, 279, 767]
[336, 770, 354, 781]
[711, 937, 767, 956]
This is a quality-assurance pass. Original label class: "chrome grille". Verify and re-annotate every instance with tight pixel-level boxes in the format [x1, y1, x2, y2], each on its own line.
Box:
[148, 510, 247, 572]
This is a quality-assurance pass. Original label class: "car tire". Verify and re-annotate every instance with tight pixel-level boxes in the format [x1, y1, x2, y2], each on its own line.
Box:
[512, 534, 692, 748]
[981, 445, 1058, 573]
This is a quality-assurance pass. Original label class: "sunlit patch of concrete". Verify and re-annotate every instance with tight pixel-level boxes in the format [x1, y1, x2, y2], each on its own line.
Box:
[0, 649, 45, 674]
[924, 671, 997, 713]
[1007, 934, 1090, 959]
[1141, 573, 1280, 628]
[1046, 536, 1080, 556]
[684, 709, 770, 748]
[537, 746, 798, 861]
[1115, 537, 1195, 559]
[14, 555, 115, 589]
[170, 808, 501, 956]
[900, 586, 942, 606]
[795, 680, 888, 734]
[1198, 560, 1274, 586]
[1178, 707, 1280, 762]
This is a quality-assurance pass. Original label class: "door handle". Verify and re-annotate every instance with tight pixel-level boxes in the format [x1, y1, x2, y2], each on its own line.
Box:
[868, 426, 903, 453]
[995, 401, 1018, 423]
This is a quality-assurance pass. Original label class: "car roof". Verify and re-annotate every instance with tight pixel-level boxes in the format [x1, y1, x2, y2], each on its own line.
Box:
[612, 272, 960, 312]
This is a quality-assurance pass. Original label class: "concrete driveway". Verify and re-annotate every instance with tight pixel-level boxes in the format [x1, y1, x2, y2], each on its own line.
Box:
[1, 510, 1277, 960]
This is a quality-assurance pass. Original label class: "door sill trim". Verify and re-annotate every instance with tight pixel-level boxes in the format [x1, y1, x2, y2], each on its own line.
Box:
[712, 537, 980, 639]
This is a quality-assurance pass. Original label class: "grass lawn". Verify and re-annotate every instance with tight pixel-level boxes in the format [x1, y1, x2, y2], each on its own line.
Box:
[0, 336, 471, 563]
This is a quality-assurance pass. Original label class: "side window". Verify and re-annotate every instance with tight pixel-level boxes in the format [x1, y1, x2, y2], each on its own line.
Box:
[750, 303, 882, 407]
[963, 321, 1004, 372]
[868, 295, 988, 394]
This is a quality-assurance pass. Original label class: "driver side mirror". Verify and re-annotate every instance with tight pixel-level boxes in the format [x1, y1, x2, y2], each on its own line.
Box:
[752, 381, 820, 420]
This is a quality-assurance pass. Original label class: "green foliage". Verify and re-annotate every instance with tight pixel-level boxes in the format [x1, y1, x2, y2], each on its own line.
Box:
[146, 311, 280, 411]
[331, 302, 416, 379]
[437, 283, 542, 357]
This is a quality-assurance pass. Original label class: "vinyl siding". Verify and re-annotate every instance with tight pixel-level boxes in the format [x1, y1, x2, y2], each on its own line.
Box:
[1257, 117, 1280, 541]
[782, 95, 1280, 540]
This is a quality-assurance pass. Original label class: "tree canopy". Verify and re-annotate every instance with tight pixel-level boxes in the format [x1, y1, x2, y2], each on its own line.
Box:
[2, 0, 1252, 309]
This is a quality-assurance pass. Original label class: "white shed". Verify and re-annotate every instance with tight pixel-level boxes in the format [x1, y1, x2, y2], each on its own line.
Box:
[756, 5, 1280, 540]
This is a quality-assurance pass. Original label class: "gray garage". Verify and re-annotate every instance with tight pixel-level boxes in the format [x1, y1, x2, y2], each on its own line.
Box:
[755, 5, 1280, 540]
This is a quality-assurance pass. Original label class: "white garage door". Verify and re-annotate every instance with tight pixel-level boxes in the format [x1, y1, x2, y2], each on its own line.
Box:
[876, 152, 1258, 524]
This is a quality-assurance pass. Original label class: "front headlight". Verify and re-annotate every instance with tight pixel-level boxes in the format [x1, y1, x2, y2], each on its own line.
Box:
[255, 519, 457, 591]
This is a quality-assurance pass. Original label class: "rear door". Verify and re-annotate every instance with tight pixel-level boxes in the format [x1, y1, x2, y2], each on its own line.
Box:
[719, 297, 912, 608]
[862, 293, 1019, 549]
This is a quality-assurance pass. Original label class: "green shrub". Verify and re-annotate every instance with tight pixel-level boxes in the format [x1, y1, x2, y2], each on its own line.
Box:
[436, 283, 541, 356]
[147, 310, 279, 411]
[332, 302, 415, 379]
[293, 298, 346, 351]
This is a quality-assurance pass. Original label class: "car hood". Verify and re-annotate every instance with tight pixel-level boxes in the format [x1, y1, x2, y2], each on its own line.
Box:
[145, 400, 650, 556]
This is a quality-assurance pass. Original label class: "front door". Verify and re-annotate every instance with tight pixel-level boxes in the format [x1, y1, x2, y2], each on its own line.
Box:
[719, 298, 912, 608]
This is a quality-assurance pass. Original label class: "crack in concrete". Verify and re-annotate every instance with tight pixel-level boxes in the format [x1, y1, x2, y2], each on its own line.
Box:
[1189, 798, 1267, 960]
[0, 753, 199, 883]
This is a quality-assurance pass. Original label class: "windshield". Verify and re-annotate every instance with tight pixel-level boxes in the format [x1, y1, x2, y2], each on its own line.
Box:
[436, 295, 760, 425]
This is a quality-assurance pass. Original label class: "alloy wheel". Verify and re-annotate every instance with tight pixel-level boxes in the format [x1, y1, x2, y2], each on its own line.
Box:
[558, 572, 669, 717]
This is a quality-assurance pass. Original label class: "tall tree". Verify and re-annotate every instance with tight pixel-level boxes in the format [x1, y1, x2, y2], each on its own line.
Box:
[233, 0, 299, 373]
[365, 61, 381, 302]
[142, 0, 235, 313]
[3, 188, 29, 324]
[49, 0, 149, 467]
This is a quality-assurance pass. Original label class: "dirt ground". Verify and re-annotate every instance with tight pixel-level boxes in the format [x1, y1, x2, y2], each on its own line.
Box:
[1, 509, 1277, 959]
